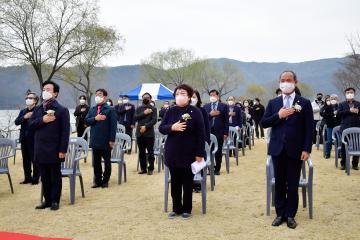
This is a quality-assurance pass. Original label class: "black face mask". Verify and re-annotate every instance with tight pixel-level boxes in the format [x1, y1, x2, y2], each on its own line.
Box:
[317, 96, 322, 101]
[143, 98, 150, 105]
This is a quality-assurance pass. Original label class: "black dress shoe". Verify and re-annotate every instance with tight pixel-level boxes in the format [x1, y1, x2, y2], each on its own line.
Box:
[92, 183, 102, 188]
[352, 166, 359, 170]
[214, 171, 220, 176]
[20, 180, 32, 184]
[340, 166, 345, 170]
[272, 216, 285, 227]
[147, 170, 153, 175]
[35, 203, 51, 209]
[50, 202, 59, 211]
[287, 218, 297, 229]
[32, 180, 39, 185]
[138, 170, 147, 174]
[101, 183, 109, 188]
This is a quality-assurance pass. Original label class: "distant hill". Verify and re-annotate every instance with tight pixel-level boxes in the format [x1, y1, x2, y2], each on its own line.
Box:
[0, 57, 346, 109]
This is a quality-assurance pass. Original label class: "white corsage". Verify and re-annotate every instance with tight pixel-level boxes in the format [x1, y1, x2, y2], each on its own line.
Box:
[293, 101, 302, 112]
[182, 113, 192, 121]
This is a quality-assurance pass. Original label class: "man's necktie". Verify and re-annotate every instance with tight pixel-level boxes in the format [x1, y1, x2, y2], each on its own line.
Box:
[285, 96, 291, 109]
[211, 103, 216, 126]
[97, 105, 101, 115]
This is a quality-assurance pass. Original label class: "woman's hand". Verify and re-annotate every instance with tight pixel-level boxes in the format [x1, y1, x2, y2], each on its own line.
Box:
[171, 121, 187, 132]
[195, 156, 203, 162]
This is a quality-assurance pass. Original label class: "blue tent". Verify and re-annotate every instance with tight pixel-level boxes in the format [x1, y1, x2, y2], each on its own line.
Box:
[121, 83, 174, 100]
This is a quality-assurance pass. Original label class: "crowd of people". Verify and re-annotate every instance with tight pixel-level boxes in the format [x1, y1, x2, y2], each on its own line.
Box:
[11, 71, 360, 228]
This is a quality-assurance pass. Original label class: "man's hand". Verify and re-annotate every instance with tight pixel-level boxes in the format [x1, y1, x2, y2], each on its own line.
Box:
[140, 126, 146, 134]
[210, 110, 220, 117]
[171, 121, 187, 132]
[95, 114, 107, 121]
[109, 141, 114, 149]
[301, 151, 310, 161]
[350, 107, 359, 114]
[43, 115, 56, 123]
[144, 108, 153, 115]
[24, 112, 33, 119]
[278, 107, 295, 119]
[59, 152, 66, 159]
[125, 106, 132, 111]
[224, 135, 228, 140]
[195, 156, 203, 162]
[130, 125, 135, 129]
[228, 112, 236, 117]
[80, 108, 86, 112]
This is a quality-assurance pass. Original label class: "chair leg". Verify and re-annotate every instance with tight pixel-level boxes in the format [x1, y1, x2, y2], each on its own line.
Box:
[271, 186, 275, 207]
[302, 187, 307, 208]
[346, 154, 351, 176]
[235, 148, 239, 166]
[308, 184, 313, 219]
[335, 147, 338, 168]
[266, 181, 271, 216]
[70, 175, 76, 204]
[201, 180, 207, 214]
[226, 150, 230, 174]
[118, 162, 122, 185]
[158, 156, 161, 173]
[7, 173, 14, 194]
[79, 175, 85, 198]
[210, 165, 215, 191]
[123, 163, 127, 183]
[164, 182, 169, 213]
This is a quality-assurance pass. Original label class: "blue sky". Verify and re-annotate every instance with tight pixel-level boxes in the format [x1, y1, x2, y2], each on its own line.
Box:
[99, 0, 360, 66]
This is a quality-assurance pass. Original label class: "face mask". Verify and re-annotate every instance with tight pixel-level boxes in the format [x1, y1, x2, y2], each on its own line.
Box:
[254, 101, 258, 105]
[123, 99, 129, 104]
[227, 100, 235, 106]
[79, 99, 86, 105]
[210, 96, 218, 103]
[106, 102, 111, 106]
[118, 100, 123, 104]
[191, 98, 198, 106]
[346, 93, 355, 100]
[330, 100, 337, 105]
[25, 99, 34, 106]
[317, 96, 323, 101]
[244, 102, 249, 107]
[278, 94, 282, 97]
[42, 91, 53, 101]
[142, 98, 150, 105]
[164, 104, 169, 108]
[150, 103, 155, 107]
[279, 82, 295, 94]
[95, 96, 104, 104]
[176, 95, 189, 106]
[326, 101, 331, 106]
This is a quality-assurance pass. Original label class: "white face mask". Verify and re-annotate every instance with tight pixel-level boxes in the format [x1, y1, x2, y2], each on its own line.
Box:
[346, 93, 355, 100]
[95, 96, 104, 104]
[326, 101, 331, 106]
[42, 91, 53, 101]
[176, 95, 189, 107]
[118, 100, 123, 104]
[191, 98, 198, 106]
[25, 99, 34, 106]
[227, 100, 235, 106]
[106, 101, 111, 106]
[123, 99, 129, 104]
[279, 82, 295, 94]
[79, 99, 86, 105]
[210, 96, 218, 103]
[164, 104, 169, 108]
[330, 100, 337, 105]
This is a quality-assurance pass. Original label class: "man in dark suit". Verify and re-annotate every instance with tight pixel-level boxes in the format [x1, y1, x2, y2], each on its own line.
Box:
[253, 98, 265, 139]
[159, 101, 170, 120]
[117, 95, 135, 145]
[227, 96, 243, 130]
[262, 71, 313, 229]
[29, 81, 70, 211]
[204, 89, 229, 175]
[85, 89, 117, 188]
[15, 92, 40, 184]
[338, 87, 360, 170]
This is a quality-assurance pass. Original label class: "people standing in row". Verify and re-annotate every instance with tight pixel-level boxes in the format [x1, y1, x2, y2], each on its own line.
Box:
[191, 90, 210, 144]
[134, 93, 158, 175]
[30, 81, 70, 211]
[311, 93, 324, 144]
[159, 101, 171, 120]
[15, 92, 40, 185]
[106, 99, 114, 107]
[117, 95, 135, 141]
[338, 88, 360, 170]
[74, 95, 89, 139]
[253, 98, 265, 139]
[85, 89, 117, 188]
[320, 94, 340, 159]
[204, 90, 229, 175]
[159, 84, 205, 219]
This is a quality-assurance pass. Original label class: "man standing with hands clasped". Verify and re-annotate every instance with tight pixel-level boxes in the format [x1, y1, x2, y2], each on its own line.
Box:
[85, 89, 117, 188]
[262, 71, 313, 229]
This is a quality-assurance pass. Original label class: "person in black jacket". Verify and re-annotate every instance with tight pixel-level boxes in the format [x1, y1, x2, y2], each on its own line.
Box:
[134, 93, 158, 175]
[253, 98, 265, 139]
[191, 90, 210, 144]
[15, 92, 40, 184]
[159, 101, 170, 120]
[29, 81, 70, 211]
[320, 95, 340, 159]
[74, 95, 89, 138]
[85, 89, 117, 188]
[117, 95, 135, 139]
[159, 84, 205, 219]
[338, 87, 360, 170]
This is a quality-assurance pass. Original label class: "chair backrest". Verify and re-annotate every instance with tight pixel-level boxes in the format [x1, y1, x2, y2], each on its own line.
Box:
[209, 134, 218, 154]
[81, 127, 91, 142]
[315, 121, 322, 133]
[227, 126, 240, 147]
[341, 127, 360, 152]
[245, 123, 252, 137]
[62, 137, 88, 170]
[205, 142, 211, 165]
[0, 138, 16, 169]
[112, 133, 132, 160]
[154, 129, 165, 152]
[117, 124, 126, 134]
[332, 126, 341, 145]
[266, 128, 272, 144]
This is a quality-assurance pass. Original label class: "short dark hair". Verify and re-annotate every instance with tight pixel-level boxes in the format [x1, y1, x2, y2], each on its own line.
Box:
[173, 84, 194, 98]
[122, 95, 129, 99]
[255, 98, 260, 102]
[316, 93, 323, 96]
[142, 92, 152, 99]
[209, 89, 219, 96]
[193, 90, 202, 108]
[27, 92, 39, 104]
[79, 95, 87, 100]
[42, 81, 60, 93]
[275, 88, 282, 95]
[345, 87, 356, 93]
[279, 70, 297, 81]
[96, 88, 108, 96]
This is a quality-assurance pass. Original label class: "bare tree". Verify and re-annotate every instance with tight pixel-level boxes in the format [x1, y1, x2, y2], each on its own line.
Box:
[60, 24, 124, 105]
[334, 34, 360, 94]
[0, 0, 98, 91]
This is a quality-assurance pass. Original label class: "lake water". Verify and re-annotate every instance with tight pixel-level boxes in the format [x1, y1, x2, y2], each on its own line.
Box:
[0, 109, 76, 138]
